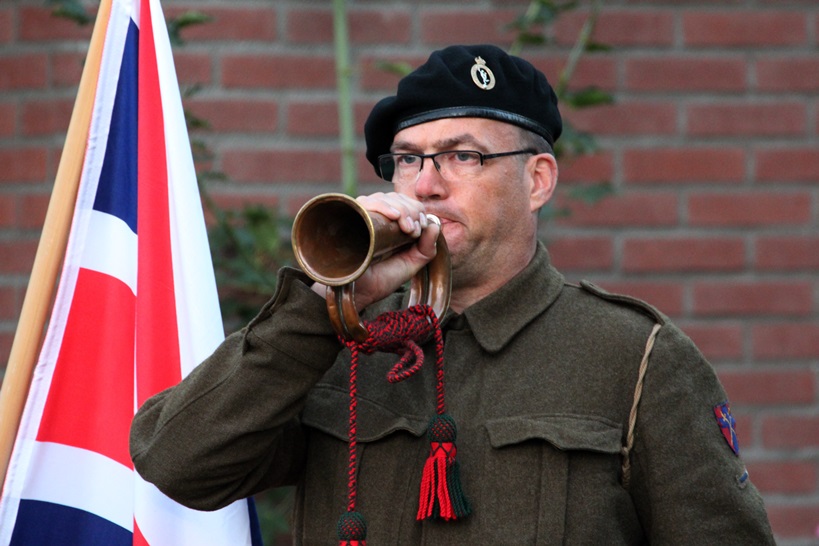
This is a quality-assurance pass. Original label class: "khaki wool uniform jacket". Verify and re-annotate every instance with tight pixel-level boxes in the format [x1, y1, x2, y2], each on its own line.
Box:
[130, 244, 775, 545]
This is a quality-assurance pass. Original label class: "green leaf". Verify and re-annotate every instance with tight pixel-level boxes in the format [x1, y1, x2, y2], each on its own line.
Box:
[562, 86, 614, 108]
[585, 41, 612, 53]
[566, 181, 616, 204]
[166, 10, 212, 45]
[375, 61, 414, 77]
[48, 0, 92, 25]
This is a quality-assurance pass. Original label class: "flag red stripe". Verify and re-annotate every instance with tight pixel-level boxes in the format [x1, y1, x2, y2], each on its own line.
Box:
[36, 268, 136, 469]
[136, 0, 181, 406]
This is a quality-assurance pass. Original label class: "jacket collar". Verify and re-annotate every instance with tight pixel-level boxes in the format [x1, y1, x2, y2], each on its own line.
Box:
[453, 242, 565, 353]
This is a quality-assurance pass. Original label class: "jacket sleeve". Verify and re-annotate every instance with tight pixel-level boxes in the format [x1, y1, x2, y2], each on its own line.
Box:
[628, 322, 775, 544]
[129, 268, 341, 511]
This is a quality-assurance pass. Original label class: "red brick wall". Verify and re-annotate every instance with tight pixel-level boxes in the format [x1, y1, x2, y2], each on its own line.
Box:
[2, 1, 818, 542]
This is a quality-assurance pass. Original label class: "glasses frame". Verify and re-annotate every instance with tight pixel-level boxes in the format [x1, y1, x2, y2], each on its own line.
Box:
[377, 148, 538, 183]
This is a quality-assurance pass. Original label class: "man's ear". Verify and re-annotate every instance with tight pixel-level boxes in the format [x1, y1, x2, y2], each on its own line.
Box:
[529, 153, 558, 212]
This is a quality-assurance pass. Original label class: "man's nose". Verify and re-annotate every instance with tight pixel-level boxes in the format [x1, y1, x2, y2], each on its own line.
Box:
[413, 157, 447, 199]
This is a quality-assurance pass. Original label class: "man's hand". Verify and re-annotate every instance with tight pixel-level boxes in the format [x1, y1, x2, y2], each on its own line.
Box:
[311, 192, 440, 310]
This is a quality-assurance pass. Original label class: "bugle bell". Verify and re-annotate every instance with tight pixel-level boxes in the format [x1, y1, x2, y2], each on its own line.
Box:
[291, 193, 451, 342]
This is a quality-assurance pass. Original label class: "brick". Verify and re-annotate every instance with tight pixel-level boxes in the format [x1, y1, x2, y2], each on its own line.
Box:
[0, 101, 15, 137]
[0, 54, 48, 90]
[173, 52, 212, 86]
[756, 236, 819, 271]
[0, 286, 17, 320]
[623, 148, 745, 184]
[349, 9, 412, 45]
[623, 238, 745, 273]
[534, 56, 617, 91]
[693, 281, 813, 317]
[687, 102, 806, 138]
[187, 99, 278, 133]
[0, 148, 48, 183]
[356, 155, 392, 187]
[555, 10, 675, 47]
[204, 192, 280, 226]
[222, 149, 341, 183]
[762, 415, 819, 449]
[19, 193, 50, 229]
[679, 322, 743, 361]
[21, 98, 74, 137]
[0, 194, 15, 227]
[165, 7, 276, 42]
[757, 57, 819, 92]
[0, 331, 13, 372]
[766, 504, 819, 539]
[286, 9, 332, 43]
[546, 236, 614, 272]
[222, 54, 336, 89]
[51, 52, 86, 88]
[0, 8, 12, 44]
[718, 369, 815, 405]
[19, 6, 93, 41]
[359, 54, 425, 92]
[0, 240, 38, 274]
[625, 57, 746, 92]
[756, 147, 819, 183]
[683, 12, 807, 47]
[556, 152, 613, 184]
[286, 102, 338, 137]
[420, 9, 518, 44]
[688, 192, 812, 227]
[745, 461, 817, 495]
[753, 324, 819, 360]
[593, 281, 684, 317]
[556, 191, 678, 228]
[567, 101, 677, 137]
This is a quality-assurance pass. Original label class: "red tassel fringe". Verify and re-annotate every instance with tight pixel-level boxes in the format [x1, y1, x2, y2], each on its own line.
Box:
[416, 414, 471, 521]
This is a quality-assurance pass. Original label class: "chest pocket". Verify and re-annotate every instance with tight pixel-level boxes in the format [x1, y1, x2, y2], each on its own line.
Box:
[477, 414, 641, 545]
[303, 384, 429, 441]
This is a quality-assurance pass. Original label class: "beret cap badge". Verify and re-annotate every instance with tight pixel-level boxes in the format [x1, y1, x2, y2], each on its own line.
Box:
[470, 56, 495, 90]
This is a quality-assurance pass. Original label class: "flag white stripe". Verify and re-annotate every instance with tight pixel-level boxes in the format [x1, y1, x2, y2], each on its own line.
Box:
[150, 0, 224, 376]
[80, 210, 138, 294]
[19, 442, 134, 532]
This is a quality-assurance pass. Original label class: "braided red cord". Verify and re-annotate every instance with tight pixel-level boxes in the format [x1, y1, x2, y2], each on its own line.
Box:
[339, 304, 445, 514]
[346, 344, 360, 512]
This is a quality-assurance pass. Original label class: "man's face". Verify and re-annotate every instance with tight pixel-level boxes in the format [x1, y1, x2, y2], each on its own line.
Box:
[389, 117, 552, 290]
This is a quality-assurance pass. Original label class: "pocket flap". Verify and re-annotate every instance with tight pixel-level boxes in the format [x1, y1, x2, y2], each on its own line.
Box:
[302, 384, 428, 443]
[485, 414, 622, 454]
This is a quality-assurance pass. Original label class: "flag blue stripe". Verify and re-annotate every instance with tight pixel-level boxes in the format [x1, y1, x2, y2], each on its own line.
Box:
[9, 500, 131, 546]
[93, 19, 139, 234]
[247, 498, 264, 546]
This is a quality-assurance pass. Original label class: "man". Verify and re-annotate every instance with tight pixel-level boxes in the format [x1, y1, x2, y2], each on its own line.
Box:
[130, 44, 774, 544]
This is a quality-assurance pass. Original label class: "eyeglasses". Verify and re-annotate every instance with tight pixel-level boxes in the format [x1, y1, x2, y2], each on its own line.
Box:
[377, 149, 537, 183]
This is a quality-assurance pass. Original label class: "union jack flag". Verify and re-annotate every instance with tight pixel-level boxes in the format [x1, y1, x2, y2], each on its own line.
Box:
[0, 1, 262, 544]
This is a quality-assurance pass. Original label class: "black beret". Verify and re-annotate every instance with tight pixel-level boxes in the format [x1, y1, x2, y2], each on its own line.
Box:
[364, 44, 562, 175]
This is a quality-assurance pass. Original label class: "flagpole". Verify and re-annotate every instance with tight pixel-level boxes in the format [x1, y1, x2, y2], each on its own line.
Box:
[0, 0, 113, 488]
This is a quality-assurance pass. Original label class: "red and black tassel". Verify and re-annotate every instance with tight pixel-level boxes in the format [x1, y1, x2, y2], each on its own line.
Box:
[417, 413, 471, 520]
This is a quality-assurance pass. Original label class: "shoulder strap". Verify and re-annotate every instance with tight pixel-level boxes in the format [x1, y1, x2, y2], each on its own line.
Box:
[577, 281, 666, 488]
[620, 322, 662, 489]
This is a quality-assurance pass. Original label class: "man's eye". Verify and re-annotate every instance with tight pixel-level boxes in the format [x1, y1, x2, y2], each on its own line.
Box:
[452, 151, 479, 163]
[397, 155, 419, 166]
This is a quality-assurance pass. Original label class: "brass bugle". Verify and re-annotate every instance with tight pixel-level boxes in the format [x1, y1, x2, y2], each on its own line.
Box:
[291, 193, 451, 341]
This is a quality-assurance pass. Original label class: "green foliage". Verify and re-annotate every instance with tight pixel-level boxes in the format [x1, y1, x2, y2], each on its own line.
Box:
[47, 0, 92, 25]
[166, 11, 212, 45]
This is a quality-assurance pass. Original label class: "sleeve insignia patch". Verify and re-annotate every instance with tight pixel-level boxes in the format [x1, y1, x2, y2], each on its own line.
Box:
[714, 401, 740, 456]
